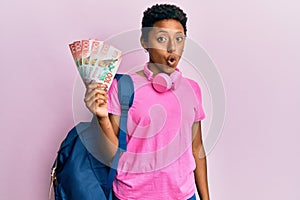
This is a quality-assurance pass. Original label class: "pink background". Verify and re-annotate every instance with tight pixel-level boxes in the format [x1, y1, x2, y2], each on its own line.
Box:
[1, 0, 299, 199]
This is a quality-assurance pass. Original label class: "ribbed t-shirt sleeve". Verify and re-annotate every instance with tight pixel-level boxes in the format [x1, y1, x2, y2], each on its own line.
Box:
[187, 79, 206, 122]
[107, 78, 121, 116]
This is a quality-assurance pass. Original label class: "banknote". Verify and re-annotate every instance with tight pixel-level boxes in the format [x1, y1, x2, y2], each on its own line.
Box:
[69, 39, 122, 90]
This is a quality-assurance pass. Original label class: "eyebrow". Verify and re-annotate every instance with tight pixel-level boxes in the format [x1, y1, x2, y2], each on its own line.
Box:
[154, 30, 184, 34]
[155, 30, 168, 34]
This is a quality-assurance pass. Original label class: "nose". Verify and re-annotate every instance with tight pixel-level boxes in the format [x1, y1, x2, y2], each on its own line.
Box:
[167, 39, 176, 53]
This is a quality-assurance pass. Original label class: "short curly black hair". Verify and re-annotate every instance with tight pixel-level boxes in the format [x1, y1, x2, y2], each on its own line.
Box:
[141, 4, 187, 40]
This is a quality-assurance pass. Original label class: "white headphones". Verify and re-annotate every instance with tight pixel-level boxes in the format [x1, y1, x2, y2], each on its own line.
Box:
[144, 63, 182, 93]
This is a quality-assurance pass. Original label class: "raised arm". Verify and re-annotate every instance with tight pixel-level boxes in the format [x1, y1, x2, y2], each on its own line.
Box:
[84, 82, 120, 163]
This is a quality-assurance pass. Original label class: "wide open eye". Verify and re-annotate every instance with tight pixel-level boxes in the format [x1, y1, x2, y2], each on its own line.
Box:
[157, 36, 167, 43]
[176, 36, 184, 42]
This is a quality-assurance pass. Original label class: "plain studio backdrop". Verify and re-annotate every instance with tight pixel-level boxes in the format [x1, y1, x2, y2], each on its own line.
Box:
[0, 0, 299, 199]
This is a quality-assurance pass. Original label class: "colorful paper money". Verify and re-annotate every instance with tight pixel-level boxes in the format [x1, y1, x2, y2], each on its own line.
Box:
[69, 39, 122, 90]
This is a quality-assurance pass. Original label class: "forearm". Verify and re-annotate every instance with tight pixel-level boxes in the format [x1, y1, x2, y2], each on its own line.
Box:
[84, 82, 120, 162]
[95, 116, 119, 163]
[194, 155, 210, 200]
[97, 116, 118, 146]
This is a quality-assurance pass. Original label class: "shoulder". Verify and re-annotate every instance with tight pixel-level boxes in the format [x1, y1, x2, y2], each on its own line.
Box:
[183, 77, 201, 92]
[181, 77, 204, 103]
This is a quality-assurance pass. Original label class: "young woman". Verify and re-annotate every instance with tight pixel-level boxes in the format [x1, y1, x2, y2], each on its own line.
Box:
[84, 4, 210, 200]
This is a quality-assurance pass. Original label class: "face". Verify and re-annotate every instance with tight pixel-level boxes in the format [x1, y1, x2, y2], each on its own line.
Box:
[141, 19, 186, 75]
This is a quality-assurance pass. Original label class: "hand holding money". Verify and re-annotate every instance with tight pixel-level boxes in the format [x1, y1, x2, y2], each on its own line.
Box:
[69, 39, 123, 91]
[84, 82, 109, 118]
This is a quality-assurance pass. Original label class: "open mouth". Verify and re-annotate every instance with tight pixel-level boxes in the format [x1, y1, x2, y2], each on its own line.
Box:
[167, 56, 177, 66]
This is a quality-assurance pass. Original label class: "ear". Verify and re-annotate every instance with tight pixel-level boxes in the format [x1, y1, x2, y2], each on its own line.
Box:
[140, 36, 148, 50]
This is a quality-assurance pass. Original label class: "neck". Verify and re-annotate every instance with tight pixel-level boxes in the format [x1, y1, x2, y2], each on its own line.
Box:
[147, 62, 176, 76]
[148, 62, 160, 76]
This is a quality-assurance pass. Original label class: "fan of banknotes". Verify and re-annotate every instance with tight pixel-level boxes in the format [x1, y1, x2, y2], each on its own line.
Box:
[69, 39, 123, 90]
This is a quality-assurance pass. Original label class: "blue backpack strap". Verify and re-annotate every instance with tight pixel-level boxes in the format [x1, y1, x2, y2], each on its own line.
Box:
[107, 74, 134, 188]
[115, 74, 134, 151]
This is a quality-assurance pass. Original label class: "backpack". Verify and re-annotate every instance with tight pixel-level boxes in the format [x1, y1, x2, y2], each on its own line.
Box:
[49, 74, 134, 200]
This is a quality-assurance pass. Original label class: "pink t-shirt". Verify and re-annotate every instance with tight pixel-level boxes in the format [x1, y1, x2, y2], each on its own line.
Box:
[108, 72, 205, 200]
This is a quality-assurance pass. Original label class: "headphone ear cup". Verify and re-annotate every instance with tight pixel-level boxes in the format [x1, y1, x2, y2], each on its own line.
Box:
[144, 62, 183, 93]
[152, 73, 172, 93]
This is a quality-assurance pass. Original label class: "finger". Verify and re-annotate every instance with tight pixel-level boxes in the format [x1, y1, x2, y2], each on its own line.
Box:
[85, 93, 108, 110]
[95, 99, 107, 106]
[85, 94, 104, 106]
[85, 89, 108, 103]
[87, 82, 100, 90]
[98, 83, 108, 91]
[87, 101, 98, 115]
[95, 92, 108, 101]
[86, 98, 107, 115]
[86, 99, 104, 114]
[84, 89, 107, 104]
[85, 83, 101, 95]
[86, 86, 107, 97]
[84, 79, 93, 87]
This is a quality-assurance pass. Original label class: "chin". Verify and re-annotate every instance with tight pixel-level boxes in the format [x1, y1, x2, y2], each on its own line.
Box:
[164, 65, 177, 74]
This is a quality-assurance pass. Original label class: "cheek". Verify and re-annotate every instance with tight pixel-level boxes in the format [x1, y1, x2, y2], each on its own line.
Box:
[149, 48, 166, 59]
[178, 49, 184, 56]
[149, 41, 167, 51]
[176, 43, 185, 55]
[178, 41, 185, 49]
